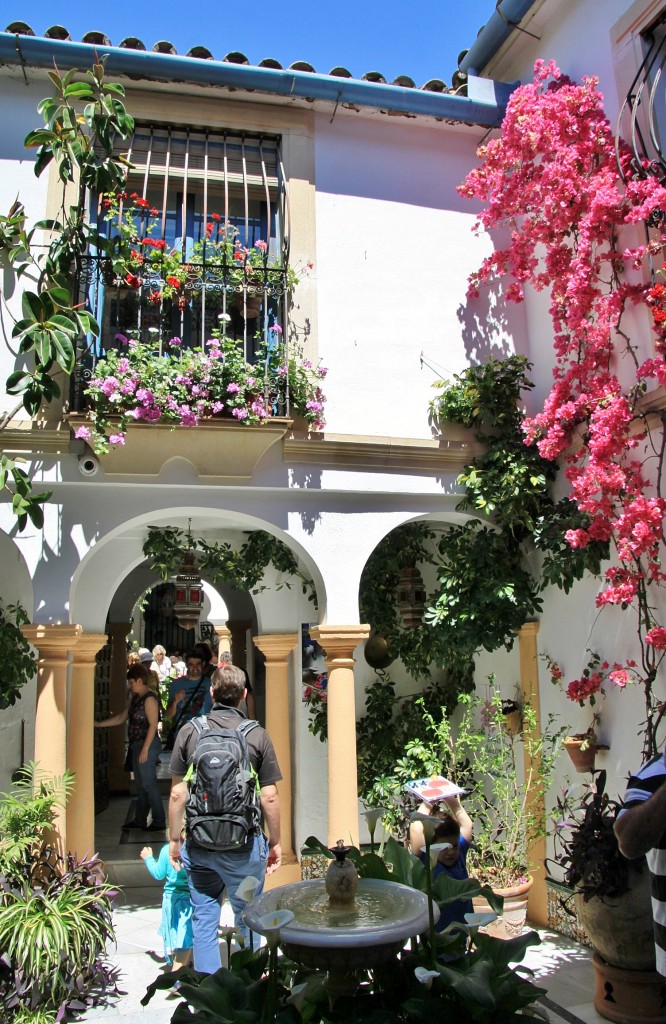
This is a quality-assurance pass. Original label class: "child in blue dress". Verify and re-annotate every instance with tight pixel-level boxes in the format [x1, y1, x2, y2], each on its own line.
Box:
[140, 841, 193, 978]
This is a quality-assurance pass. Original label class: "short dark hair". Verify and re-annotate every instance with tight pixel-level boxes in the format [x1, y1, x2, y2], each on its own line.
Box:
[127, 662, 151, 683]
[211, 663, 246, 706]
[186, 650, 205, 666]
[433, 816, 461, 841]
[193, 642, 213, 664]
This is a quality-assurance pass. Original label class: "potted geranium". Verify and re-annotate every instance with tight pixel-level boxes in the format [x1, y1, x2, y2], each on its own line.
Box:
[543, 653, 610, 772]
[101, 195, 300, 317]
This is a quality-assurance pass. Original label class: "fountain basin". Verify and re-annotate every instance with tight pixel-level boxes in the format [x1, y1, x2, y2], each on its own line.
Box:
[243, 878, 436, 971]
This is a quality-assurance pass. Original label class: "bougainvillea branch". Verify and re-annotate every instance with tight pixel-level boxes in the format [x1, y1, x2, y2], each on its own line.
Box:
[460, 60, 666, 757]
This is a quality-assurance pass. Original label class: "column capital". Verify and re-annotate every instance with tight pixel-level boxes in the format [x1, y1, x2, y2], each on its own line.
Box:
[22, 624, 82, 658]
[253, 633, 299, 662]
[106, 621, 131, 639]
[71, 633, 108, 663]
[518, 621, 540, 638]
[310, 625, 370, 661]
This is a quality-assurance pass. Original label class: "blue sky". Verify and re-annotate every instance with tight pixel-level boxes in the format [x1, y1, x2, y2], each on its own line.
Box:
[10, 0, 495, 86]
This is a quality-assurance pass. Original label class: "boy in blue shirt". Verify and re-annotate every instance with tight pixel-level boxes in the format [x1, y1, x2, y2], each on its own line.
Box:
[410, 795, 474, 933]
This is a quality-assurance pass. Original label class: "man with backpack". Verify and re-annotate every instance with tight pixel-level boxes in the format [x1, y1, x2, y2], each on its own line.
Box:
[167, 662, 282, 972]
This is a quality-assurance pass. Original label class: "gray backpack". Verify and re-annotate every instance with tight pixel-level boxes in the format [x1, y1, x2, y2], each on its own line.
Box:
[185, 717, 260, 850]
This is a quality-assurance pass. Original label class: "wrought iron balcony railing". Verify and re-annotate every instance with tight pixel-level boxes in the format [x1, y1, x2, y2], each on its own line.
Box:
[616, 13, 666, 188]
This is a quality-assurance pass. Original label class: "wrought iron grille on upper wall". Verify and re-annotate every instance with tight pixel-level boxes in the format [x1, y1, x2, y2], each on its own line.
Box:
[617, 13, 666, 188]
[70, 125, 291, 412]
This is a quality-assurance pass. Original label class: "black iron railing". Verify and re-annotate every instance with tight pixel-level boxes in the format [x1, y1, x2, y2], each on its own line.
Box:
[69, 255, 291, 414]
[616, 14, 666, 187]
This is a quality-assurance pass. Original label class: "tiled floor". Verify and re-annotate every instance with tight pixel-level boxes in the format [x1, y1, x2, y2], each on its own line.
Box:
[87, 797, 607, 1023]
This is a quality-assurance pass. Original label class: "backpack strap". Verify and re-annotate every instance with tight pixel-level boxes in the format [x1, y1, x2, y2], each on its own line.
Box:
[191, 715, 210, 736]
[237, 718, 259, 741]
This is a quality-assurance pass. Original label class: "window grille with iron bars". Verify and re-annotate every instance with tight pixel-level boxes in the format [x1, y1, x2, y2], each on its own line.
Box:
[70, 125, 292, 413]
[617, 13, 666, 190]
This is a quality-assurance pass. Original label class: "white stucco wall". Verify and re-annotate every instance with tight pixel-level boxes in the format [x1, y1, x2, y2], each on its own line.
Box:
[312, 112, 528, 437]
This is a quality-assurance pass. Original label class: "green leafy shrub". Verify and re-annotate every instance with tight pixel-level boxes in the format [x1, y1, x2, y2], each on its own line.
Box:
[0, 602, 34, 709]
[0, 764, 118, 1018]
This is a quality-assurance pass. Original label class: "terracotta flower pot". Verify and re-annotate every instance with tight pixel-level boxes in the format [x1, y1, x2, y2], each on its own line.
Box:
[564, 735, 609, 773]
[502, 706, 522, 735]
[591, 952, 665, 1024]
[472, 875, 533, 939]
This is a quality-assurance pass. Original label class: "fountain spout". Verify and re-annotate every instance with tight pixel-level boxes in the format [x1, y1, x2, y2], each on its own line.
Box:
[325, 839, 359, 907]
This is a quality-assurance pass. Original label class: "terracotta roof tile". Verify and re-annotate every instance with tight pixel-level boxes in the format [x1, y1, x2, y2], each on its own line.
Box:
[3, 21, 458, 92]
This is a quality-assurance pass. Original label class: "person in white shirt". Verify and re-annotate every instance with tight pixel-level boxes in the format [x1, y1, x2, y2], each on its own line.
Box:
[151, 645, 172, 682]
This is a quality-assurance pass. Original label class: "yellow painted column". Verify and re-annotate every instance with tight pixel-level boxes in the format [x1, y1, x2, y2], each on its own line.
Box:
[21, 624, 82, 849]
[67, 633, 107, 861]
[253, 632, 299, 885]
[310, 625, 370, 849]
[107, 622, 131, 791]
[212, 624, 232, 656]
[518, 620, 547, 927]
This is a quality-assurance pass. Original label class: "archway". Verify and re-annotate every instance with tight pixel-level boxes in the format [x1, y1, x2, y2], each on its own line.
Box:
[41, 506, 326, 876]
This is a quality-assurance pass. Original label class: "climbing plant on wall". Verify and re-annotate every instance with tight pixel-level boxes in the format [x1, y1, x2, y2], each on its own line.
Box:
[459, 60, 666, 758]
[0, 602, 34, 709]
[0, 61, 134, 529]
[142, 525, 316, 603]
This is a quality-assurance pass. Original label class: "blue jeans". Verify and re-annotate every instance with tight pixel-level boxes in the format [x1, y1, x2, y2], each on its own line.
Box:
[132, 737, 165, 828]
[181, 834, 268, 973]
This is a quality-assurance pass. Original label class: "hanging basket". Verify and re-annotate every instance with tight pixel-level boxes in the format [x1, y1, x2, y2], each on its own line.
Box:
[564, 735, 609, 773]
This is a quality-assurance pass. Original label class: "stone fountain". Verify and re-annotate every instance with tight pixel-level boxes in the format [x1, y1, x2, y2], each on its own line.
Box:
[243, 840, 436, 1000]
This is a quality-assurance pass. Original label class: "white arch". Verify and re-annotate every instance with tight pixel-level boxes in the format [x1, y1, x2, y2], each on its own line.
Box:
[0, 530, 33, 613]
[69, 506, 327, 633]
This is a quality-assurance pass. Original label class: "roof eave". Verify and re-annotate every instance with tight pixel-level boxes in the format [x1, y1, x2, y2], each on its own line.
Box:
[0, 33, 516, 128]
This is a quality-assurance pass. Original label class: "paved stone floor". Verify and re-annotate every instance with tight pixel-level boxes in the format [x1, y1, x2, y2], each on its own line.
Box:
[81, 796, 606, 1023]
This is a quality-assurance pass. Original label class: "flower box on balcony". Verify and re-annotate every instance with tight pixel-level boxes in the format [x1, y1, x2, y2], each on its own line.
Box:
[67, 415, 292, 479]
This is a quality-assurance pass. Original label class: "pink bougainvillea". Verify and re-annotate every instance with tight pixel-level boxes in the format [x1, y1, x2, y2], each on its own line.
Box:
[461, 61, 666, 756]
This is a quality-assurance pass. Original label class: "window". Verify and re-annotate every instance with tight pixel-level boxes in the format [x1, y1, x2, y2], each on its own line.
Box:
[72, 125, 291, 410]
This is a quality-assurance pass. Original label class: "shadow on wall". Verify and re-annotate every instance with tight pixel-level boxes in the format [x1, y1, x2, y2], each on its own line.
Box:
[457, 255, 529, 367]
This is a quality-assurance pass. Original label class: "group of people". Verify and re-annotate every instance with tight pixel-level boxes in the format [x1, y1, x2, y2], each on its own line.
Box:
[95, 645, 280, 980]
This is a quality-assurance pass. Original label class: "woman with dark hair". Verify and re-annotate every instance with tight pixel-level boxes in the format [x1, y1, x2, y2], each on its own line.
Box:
[95, 662, 166, 831]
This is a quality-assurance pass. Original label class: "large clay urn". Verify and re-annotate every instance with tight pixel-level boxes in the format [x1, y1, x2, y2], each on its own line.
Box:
[574, 863, 655, 972]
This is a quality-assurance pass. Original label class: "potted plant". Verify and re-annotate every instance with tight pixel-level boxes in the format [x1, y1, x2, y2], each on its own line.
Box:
[101, 194, 299, 314]
[543, 652, 610, 772]
[0, 763, 118, 1018]
[547, 769, 662, 1023]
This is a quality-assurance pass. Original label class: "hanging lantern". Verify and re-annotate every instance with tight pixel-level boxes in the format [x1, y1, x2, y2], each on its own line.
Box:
[396, 564, 426, 629]
[172, 549, 203, 631]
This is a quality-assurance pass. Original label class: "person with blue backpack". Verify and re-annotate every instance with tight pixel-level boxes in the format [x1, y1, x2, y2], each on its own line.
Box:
[167, 662, 282, 973]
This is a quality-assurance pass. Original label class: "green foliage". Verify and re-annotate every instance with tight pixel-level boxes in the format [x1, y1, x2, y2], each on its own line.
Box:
[356, 670, 474, 836]
[453, 688, 566, 888]
[0, 762, 73, 866]
[143, 525, 316, 604]
[430, 355, 609, 587]
[426, 523, 542, 656]
[0, 764, 118, 1017]
[0, 601, 35, 708]
[0, 61, 133, 531]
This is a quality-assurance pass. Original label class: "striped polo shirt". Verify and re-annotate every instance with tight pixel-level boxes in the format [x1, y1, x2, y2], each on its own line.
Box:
[618, 752, 666, 977]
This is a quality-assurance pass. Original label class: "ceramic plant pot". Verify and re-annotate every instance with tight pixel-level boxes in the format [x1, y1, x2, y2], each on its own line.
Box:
[564, 736, 609, 773]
